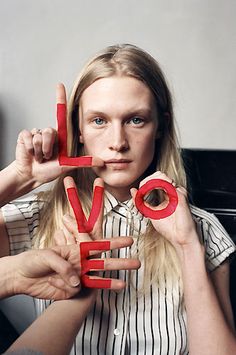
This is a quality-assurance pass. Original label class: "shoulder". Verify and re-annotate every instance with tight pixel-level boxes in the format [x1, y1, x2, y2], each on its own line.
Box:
[2, 194, 45, 221]
[1, 194, 47, 255]
[190, 204, 235, 271]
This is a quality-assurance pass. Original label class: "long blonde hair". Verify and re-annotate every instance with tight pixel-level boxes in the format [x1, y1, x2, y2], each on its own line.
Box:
[36, 44, 186, 292]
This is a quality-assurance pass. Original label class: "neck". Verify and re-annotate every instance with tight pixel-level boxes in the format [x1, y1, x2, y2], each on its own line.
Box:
[105, 185, 131, 202]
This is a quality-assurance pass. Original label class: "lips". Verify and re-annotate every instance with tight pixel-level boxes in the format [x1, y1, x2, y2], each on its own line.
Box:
[104, 159, 132, 164]
[104, 159, 132, 170]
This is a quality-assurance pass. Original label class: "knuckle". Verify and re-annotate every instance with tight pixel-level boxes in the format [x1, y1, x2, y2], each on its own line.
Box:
[64, 263, 73, 275]
[18, 129, 30, 139]
[33, 136, 42, 145]
[43, 127, 55, 135]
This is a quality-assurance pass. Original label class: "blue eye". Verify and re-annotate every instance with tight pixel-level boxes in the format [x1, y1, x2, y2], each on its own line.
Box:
[129, 117, 144, 125]
[94, 117, 104, 125]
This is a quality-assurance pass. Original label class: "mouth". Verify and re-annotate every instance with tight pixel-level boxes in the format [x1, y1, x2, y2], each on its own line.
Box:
[105, 159, 132, 164]
[104, 159, 132, 169]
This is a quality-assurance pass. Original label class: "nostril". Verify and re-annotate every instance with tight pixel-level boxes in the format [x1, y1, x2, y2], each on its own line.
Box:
[109, 142, 129, 152]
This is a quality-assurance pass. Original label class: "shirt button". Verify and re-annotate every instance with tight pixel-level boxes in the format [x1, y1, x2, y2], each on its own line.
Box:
[114, 328, 120, 336]
[119, 207, 126, 214]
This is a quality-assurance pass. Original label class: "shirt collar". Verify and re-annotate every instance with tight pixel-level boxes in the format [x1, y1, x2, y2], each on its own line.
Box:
[104, 190, 135, 216]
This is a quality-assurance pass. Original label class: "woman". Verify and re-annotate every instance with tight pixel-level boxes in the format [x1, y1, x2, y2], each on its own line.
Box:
[1, 44, 235, 354]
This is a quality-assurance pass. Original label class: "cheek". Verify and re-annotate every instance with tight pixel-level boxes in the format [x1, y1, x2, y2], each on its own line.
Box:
[83, 133, 103, 155]
[135, 133, 156, 156]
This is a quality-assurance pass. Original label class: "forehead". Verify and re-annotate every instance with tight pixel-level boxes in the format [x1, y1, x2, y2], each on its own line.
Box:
[79, 76, 156, 113]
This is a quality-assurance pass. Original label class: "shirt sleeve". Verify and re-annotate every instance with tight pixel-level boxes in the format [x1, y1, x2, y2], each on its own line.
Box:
[1, 195, 41, 255]
[191, 205, 236, 271]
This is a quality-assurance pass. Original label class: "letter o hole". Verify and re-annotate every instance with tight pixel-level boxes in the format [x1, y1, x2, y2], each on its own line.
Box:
[134, 179, 178, 220]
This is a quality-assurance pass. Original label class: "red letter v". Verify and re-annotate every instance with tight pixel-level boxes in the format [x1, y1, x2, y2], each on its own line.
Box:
[66, 185, 104, 233]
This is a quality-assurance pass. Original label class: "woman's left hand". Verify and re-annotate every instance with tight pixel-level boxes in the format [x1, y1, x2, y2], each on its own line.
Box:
[131, 171, 199, 249]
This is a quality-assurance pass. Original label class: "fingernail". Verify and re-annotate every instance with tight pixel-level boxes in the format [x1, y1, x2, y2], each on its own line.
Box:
[69, 275, 80, 287]
[130, 188, 135, 196]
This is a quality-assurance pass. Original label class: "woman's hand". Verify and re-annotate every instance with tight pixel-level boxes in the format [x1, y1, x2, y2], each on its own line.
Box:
[62, 176, 105, 242]
[15, 126, 66, 187]
[131, 171, 199, 249]
[13, 83, 104, 191]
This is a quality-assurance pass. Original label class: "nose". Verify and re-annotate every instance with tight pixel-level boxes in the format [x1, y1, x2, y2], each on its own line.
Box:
[108, 125, 129, 152]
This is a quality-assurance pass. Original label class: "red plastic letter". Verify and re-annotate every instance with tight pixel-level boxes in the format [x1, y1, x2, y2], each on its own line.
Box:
[135, 179, 178, 219]
[57, 103, 93, 166]
[67, 185, 104, 233]
[80, 241, 111, 288]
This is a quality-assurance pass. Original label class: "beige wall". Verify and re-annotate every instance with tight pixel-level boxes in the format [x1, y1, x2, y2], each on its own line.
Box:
[0, 0, 236, 168]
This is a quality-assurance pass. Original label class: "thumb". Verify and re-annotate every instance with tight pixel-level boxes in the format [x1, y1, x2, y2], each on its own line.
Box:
[130, 187, 138, 204]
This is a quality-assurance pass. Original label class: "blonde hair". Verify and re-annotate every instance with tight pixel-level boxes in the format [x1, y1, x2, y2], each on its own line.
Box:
[36, 44, 186, 293]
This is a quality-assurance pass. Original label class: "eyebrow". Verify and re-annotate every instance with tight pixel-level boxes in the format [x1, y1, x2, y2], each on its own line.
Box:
[83, 107, 154, 118]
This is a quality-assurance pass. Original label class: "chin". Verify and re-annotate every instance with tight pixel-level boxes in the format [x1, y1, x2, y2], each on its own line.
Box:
[102, 175, 138, 189]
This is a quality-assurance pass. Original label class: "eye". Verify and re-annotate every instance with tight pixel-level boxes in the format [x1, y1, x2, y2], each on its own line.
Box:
[93, 117, 105, 125]
[128, 116, 145, 126]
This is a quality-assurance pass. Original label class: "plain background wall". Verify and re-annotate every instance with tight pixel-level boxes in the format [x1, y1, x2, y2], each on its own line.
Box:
[0, 0, 235, 333]
[0, 0, 236, 169]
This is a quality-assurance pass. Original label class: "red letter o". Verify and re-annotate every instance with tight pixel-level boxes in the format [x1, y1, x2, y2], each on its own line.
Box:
[135, 179, 178, 220]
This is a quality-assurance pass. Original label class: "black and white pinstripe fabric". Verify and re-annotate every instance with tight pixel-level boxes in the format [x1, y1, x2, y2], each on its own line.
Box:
[2, 192, 235, 355]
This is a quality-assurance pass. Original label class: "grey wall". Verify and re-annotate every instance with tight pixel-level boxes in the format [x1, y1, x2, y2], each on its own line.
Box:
[0, 0, 236, 169]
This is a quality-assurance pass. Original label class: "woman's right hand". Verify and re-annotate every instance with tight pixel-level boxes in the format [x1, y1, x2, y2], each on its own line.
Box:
[15, 126, 66, 186]
[13, 83, 104, 189]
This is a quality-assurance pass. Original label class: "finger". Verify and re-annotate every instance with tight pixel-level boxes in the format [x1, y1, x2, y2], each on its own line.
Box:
[63, 176, 92, 240]
[56, 82, 67, 105]
[136, 173, 177, 208]
[62, 214, 91, 242]
[53, 230, 67, 246]
[32, 130, 43, 162]
[110, 279, 126, 291]
[63, 175, 77, 193]
[90, 178, 104, 240]
[80, 236, 135, 257]
[63, 176, 81, 224]
[48, 276, 81, 299]
[176, 186, 187, 197]
[135, 172, 174, 211]
[130, 187, 138, 202]
[41, 127, 57, 159]
[56, 84, 104, 168]
[17, 130, 34, 153]
[59, 154, 104, 168]
[104, 236, 135, 250]
[139, 171, 173, 188]
[41, 249, 81, 287]
[89, 257, 141, 271]
[62, 223, 77, 245]
[81, 275, 126, 291]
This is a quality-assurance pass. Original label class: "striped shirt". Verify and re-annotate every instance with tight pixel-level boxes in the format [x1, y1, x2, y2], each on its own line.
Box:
[2, 192, 235, 355]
